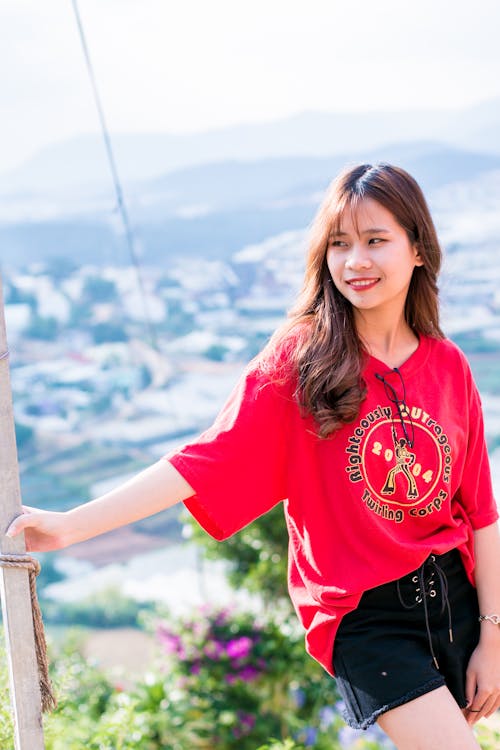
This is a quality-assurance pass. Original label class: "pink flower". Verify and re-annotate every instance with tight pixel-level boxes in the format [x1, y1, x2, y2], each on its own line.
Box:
[156, 627, 186, 658]
[215, 608, 230, 623]
[226, 636, 253, 661]
[239, 711, 256, 730]
[238, 665, 260, 681]
[224, 665, 260, 684]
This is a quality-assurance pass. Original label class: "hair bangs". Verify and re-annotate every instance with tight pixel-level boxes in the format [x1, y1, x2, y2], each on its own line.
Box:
[325, 189, 365, 243]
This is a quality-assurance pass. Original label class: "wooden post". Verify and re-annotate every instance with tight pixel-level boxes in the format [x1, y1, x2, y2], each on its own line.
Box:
[0, 273, 45, 748]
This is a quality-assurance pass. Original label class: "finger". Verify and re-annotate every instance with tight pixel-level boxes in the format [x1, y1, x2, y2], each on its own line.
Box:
[484, 694, 500, 718]
[465, 670, 477, 709]
[473, 694, 496, 724]
[465, 709, 479, 726]
[5, 512, 35, 538]
[465, 699, 483, 726]
[465, 707, 483, 727]
[467, 691, 491, 725]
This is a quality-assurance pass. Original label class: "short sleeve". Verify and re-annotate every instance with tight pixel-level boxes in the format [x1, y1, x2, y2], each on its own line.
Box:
[455, 366, 499, 530]
[164, 362, 292, 540]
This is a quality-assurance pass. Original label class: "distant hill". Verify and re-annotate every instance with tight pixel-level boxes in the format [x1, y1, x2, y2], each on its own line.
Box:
[1, 141, 499, 268]
[129, 142, 500, 218]
[1, 97, 499, 193]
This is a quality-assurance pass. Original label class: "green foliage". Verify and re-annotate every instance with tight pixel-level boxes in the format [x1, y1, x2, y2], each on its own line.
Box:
[476, 723, 500, 750]
[150, 605, 343, 750]
[36, 553, 67, 591]
[186, 503, 290, 608]
[0, 654, 14, 747]
[0, 623, 498, 749]
[45, 636, 138, 750]
[42, 587, 155, 629]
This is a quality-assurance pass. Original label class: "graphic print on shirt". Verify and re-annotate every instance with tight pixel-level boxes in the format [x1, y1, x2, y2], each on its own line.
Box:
[344, 404, 451, 523]
[381, 436, 418, 499]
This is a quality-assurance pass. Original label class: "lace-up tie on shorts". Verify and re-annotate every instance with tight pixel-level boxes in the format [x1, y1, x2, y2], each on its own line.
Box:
[396, 554, 454, 670]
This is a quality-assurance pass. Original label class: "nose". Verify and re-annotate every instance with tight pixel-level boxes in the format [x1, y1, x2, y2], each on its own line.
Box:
[345, 243, 373, 271]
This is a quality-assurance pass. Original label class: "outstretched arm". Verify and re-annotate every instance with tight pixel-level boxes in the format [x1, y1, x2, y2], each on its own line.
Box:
[5, 459, 194, 552]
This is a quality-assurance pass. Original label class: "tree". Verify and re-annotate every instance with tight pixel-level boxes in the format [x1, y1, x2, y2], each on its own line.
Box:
[187, 504, 290, 611]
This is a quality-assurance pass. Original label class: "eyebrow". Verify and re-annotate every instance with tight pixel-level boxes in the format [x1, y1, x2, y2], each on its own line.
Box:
[329, 227, 391, 237]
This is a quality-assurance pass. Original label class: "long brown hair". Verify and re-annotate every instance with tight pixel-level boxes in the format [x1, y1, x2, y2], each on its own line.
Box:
[260, 162, 445, 438]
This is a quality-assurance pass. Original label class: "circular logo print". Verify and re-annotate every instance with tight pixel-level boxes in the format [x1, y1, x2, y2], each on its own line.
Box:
[360, 419, 444, 507]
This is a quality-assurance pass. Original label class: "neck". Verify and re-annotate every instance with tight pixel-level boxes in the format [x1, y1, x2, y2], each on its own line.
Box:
[354, 310, 418, 369]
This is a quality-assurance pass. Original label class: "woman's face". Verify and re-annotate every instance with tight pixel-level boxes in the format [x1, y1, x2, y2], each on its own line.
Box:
[326, 198, 423, 321]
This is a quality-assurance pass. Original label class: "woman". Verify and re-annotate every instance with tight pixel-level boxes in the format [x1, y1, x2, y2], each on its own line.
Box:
[7, 163, 500, 749]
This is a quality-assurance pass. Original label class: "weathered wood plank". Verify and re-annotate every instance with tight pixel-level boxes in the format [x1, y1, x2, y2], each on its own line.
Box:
[0, 273, 45, 749]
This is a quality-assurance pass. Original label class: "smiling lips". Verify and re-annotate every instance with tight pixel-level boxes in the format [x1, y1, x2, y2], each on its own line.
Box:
[345, 278, 380, 291]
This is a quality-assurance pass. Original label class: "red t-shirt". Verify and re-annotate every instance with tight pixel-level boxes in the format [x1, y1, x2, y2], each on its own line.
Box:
[165, 335, 499, 676]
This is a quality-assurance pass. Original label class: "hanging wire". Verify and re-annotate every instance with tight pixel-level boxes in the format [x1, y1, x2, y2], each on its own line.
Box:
[71, 0, 159, 350]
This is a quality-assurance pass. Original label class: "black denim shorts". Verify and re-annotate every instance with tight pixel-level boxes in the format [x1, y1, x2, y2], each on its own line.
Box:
[332, 548, 480, 730]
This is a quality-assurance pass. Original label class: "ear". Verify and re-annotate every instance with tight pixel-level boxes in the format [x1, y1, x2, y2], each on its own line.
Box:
[413, 243, 424, 267]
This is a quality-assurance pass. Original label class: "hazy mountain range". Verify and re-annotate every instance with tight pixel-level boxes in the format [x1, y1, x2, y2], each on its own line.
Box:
[2, 97, 500, 191]
[0, 98, 499, 268]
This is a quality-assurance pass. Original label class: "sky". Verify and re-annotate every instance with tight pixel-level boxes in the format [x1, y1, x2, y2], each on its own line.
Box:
[2, 0, 500, 172]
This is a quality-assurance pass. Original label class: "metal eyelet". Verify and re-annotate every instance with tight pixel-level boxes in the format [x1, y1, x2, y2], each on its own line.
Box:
[412, 575, 418, 583]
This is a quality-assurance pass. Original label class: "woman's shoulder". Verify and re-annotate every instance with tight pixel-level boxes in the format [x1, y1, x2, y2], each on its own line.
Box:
[425, 334, 475, 379]
[242, 323, 309, 401]
[427, 334, 468, 359]
[253, 323, 307, 374]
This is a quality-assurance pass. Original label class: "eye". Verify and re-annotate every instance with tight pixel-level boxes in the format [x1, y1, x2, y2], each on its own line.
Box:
[368, 238, 384, 244]
[329, 240, 347, 247]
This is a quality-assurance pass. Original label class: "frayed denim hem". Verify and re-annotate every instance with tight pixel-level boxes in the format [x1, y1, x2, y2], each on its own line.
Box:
[341, 676, 445, 730]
